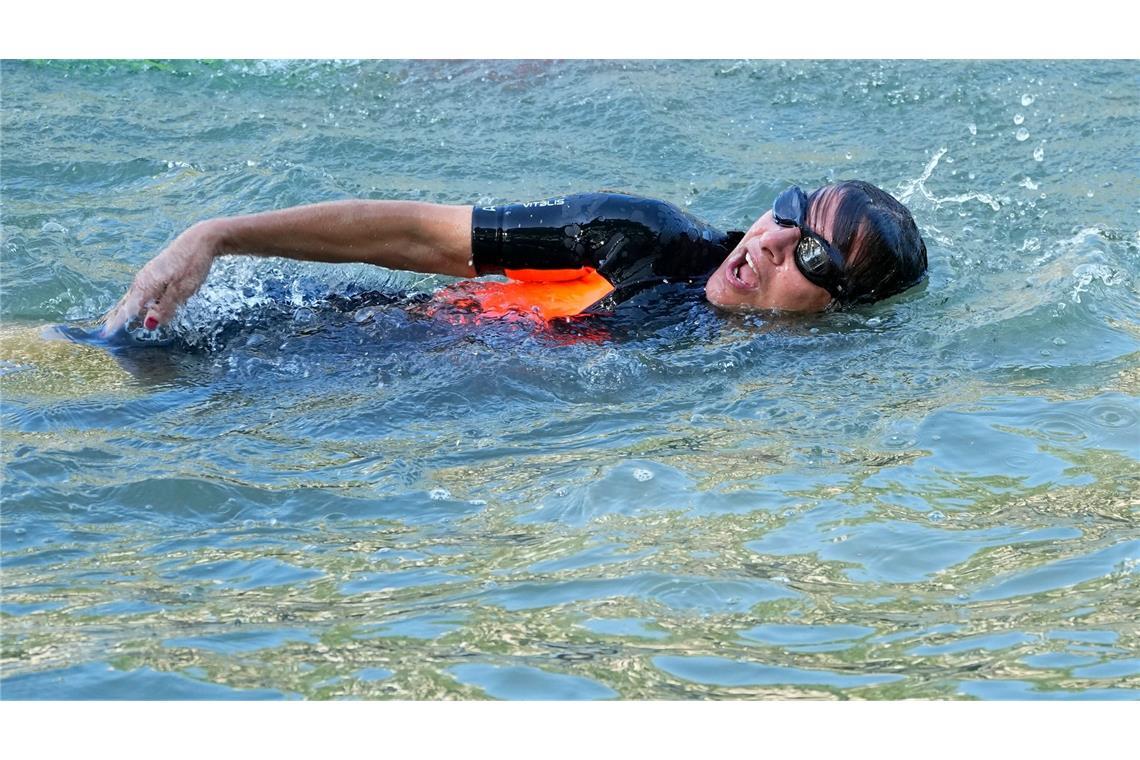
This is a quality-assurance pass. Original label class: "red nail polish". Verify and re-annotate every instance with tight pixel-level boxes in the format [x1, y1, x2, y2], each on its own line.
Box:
[144, 316, 158, 330]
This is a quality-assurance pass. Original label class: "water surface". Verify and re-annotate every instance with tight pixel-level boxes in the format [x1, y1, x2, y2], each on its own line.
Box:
[2, 60, 1138, 700]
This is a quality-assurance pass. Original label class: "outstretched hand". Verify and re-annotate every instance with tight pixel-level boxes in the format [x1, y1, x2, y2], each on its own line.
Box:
[100, 222, 222, 337]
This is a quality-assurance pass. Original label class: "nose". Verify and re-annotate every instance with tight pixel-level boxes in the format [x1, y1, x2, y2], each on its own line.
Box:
[746, 210, 802, 261]
[761, 218, 802, 252]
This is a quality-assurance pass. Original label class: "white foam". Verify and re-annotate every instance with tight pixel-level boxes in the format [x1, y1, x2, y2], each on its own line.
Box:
[896, 148, 1004, 212]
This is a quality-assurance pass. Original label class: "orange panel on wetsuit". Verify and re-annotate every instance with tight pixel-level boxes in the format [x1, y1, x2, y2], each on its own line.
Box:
[454, 267, 615, 320]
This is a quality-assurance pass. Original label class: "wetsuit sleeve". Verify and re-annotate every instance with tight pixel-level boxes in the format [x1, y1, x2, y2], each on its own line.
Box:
[471, 192, 740, 312]
[472, 195, 603, 275]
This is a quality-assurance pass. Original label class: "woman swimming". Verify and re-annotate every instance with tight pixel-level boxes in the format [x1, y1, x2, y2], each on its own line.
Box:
[99, 181, 927, 335]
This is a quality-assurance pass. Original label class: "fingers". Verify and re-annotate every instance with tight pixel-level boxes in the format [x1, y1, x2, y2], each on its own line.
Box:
[100, 292, 141, 337]
[100, 274, 170, 337]
[98, 235, 217, 337]
[143, 273, 203, 330]
[142, 298, 172, 331]
[99, 295, 128, 336]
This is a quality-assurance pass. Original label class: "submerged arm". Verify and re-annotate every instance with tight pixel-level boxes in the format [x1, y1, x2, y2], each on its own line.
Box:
[100, 200, 474, 335]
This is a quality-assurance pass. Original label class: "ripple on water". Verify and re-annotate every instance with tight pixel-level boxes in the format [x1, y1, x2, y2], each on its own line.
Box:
[339, 568, 468, 595]
[163, 628, 319, 654]
[747, 511, 1079, 584]
[517, 459, 695, 525]
[353, 667, 394, 682]
[449, 664, 617, 701]
[968, 540, 1140, 602]
[164, 557, 324, 590]
[653, 656, 904, 690]
[908, 631, 1035, 656]
[354, 612, 469, 640]
[0, 662, 296, 700]
[1020, 653, 1101, 670]
[739, 623, 876, 650]
[479, 573, 797, 613]
[580, 617, 669, 640]
[1070, 659, 1140, 679]
[957, 680, 1140, 701]
[72, 600, 166, 617]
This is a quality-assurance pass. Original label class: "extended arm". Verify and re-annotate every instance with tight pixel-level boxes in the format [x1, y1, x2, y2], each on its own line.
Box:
[100, 200, 474, 335]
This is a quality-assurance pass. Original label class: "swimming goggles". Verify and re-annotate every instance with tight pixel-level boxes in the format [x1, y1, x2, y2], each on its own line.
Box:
[773, 186, 849, 302]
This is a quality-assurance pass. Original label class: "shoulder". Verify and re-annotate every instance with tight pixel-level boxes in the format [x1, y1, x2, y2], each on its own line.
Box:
[566, 192, 687, 221]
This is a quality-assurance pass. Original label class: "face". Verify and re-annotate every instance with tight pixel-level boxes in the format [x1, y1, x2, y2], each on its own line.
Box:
[705, 188, 841, 313]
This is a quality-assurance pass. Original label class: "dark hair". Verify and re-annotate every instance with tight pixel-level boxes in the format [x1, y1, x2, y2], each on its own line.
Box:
[807, 180, 927, 304]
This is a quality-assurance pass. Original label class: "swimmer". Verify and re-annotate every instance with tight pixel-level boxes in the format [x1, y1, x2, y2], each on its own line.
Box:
[100, 181, 927, 334]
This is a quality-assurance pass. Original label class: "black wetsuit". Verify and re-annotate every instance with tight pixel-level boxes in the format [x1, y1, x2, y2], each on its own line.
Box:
[471, 193, 744, 312]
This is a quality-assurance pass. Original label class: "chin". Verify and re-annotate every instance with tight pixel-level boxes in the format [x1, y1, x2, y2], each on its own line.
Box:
[704, 279, 754, 312]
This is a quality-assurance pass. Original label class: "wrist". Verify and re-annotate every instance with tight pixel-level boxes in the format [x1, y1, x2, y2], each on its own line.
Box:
[188, 218, 231, 258]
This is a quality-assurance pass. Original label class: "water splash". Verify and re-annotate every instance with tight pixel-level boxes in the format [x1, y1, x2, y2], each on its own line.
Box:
[1070, 262, 1126, 304]
[896, 148, 1003, 212]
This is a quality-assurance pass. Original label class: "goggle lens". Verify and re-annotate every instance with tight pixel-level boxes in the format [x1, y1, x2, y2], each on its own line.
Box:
[797, 237, 832, 276]
[771, 186, 848, 302]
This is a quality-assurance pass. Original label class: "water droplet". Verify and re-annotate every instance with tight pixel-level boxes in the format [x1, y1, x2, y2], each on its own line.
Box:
[1086, 190, 1094, 198]
[1021, 94, 1035, 106]
[632, 468, 653, 482]
[1015, 128, 1030, 141]
[967, 123, 977, 136]
[353, 307, 379, 323]
[1014, 113, 1024, 125]
[1033, 145, 1045, 162]
[845, 152, 853, 160]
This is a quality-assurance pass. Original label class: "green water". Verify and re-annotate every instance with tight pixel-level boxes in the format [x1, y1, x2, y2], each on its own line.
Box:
[1, 60, 1137, 700]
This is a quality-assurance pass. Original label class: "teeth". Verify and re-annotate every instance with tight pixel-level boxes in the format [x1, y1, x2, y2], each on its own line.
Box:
[744, 252, 759, 276]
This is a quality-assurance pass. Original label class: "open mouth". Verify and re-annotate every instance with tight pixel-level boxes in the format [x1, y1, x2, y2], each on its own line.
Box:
[725, 248, 761, 291]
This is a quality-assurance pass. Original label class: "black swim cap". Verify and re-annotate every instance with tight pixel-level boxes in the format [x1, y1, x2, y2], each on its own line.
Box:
[807, 181, 927, 304]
